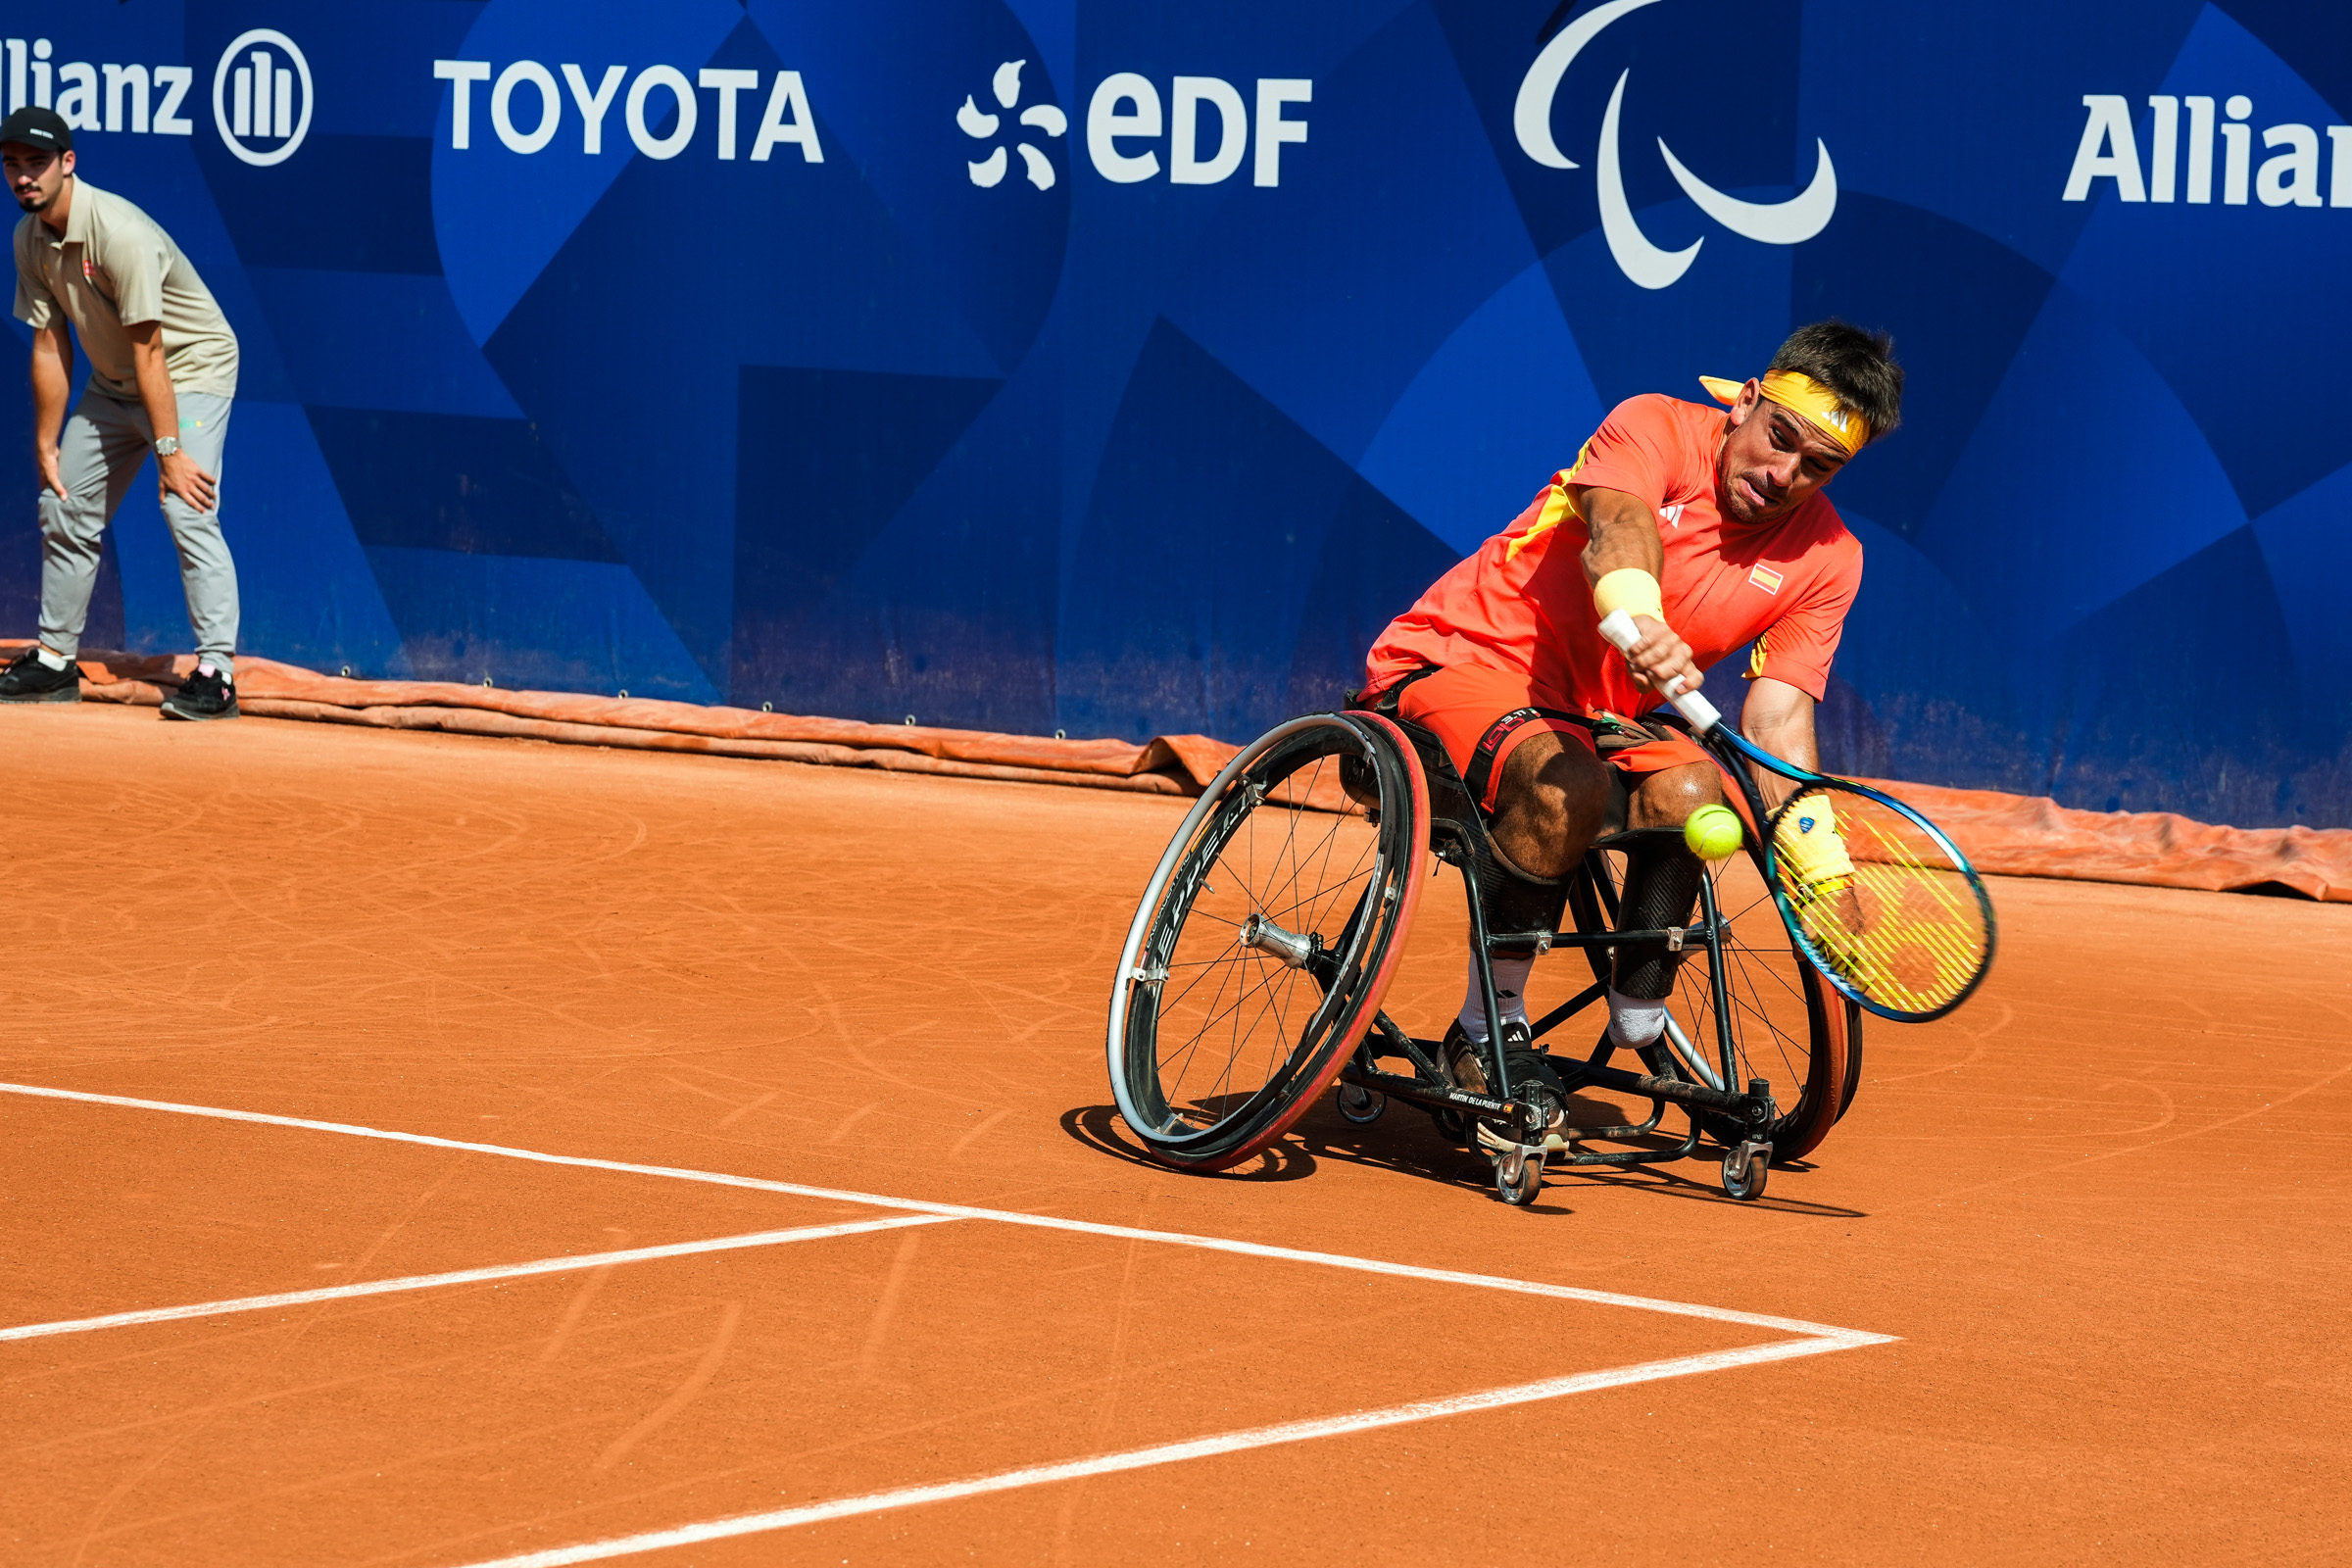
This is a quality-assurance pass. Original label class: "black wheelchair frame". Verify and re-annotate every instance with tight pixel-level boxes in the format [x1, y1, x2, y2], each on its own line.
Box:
[1104, 704, 1858, 1207]
[1334, 709, 1788, 1204]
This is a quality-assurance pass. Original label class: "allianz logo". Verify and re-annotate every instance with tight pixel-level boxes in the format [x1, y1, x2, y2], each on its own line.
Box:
[0, 30, 311, 166]
[432, 59, 822, 162]
[2065, 93, 2352, 207]
[0, 35, 201, 141]
[214, 29, 310, 167]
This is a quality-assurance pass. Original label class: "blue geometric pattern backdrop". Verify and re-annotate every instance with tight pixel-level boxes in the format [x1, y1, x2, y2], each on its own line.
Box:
[0, 2, 2345, 825]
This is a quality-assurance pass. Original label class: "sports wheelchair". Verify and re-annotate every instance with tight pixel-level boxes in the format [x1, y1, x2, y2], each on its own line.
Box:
[1106, 705, 1861, 1205]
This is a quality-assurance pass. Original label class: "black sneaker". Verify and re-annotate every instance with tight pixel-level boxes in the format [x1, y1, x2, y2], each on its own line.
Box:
[161, 664, 239, 721]
[1442, 1018, 1566, 1152]
[0, 647, 79, 703]
[1440, 1016, 1533, 1097]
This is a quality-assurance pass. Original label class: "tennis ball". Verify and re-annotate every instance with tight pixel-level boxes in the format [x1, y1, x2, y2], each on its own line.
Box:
[1684, 803, 1743, 860]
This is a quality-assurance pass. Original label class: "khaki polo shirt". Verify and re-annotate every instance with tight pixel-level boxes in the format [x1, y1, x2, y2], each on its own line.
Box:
[13, 177, 238, 401]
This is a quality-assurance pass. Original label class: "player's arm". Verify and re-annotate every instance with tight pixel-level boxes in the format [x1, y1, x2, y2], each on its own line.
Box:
[29, 317, 70, 500]
[1741, 675, 1817, 813]
[1746, 672, 1863, 922]
[1572, 484, 1702, 696]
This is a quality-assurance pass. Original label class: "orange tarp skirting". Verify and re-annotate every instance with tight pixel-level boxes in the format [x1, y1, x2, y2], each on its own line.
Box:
[33, 647, 1233, 798]
[1849, 778, 2351, 904]
[25, 644, 2352, 903]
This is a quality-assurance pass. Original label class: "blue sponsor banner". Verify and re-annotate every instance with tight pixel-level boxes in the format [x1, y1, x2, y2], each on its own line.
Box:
[0, 2, 2345, 825]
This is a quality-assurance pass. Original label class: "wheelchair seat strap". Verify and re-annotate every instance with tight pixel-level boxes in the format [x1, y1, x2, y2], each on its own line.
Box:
[1463, 705, 1591, 808]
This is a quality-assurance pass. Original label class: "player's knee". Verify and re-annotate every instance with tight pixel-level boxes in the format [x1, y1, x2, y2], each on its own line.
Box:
[1630, 761, 1723, 831]
[1493, 745, 1606, 878]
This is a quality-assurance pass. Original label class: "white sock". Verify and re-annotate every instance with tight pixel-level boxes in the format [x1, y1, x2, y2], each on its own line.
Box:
[196, 659, 229, 684]
[1607, 987, 1668, 1050]
[1458, 953, 1534, 1043]
[34, 646, 69, 670]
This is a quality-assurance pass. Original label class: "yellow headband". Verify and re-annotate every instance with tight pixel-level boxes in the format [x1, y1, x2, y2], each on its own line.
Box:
[1698, 371, 1872, 456]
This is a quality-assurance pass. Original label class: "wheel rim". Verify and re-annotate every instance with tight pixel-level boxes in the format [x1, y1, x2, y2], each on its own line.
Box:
[1135, 731, 1386, 1141]
[1106, 714, 1425, 1165]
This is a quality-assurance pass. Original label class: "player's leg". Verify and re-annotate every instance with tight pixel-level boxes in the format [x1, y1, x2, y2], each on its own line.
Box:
[155, 393, 239, 721]
[1444, 729, 1608, 1088]
[1488, 727, 1611, 880]
[0, 401, 137, 704]
[1392, 666, 1609, 1086]
[1592, 743, 1855, 1157]
[1604, 753, 1726, 1053]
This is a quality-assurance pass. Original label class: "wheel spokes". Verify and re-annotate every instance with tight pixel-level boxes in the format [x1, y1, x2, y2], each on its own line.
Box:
[1150, 742, 1386, 1133]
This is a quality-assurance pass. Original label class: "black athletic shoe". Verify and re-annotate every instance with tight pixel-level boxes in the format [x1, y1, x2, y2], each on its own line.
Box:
[0, 647, 79, 703]
[161, 664, 238, 721]
[1440, 1016, 1533, 1096]
[1440, 1016, 1567, 1152]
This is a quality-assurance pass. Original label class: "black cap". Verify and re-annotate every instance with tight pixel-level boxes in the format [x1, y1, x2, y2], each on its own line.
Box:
[0, 106, 71, 153]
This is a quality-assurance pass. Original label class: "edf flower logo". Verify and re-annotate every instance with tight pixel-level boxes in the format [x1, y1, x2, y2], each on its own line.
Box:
[958, 60, 1065, 189]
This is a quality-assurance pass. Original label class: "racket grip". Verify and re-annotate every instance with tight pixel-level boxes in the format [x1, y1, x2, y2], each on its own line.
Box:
[1596, 609, 1723, 735]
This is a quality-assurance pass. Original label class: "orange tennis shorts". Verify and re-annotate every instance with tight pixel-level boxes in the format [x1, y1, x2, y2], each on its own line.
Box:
[1373, 663, 1711, 813]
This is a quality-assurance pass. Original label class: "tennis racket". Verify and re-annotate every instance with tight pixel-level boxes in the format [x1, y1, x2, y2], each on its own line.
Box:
[1599, 611, 1996, 1023]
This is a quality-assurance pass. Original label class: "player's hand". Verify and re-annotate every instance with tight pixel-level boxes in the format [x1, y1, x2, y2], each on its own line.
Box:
[1802, 879, 1871, 978]
[35, 443, 65, 501]
[158, 450, 218, 514]
[1621, 613, 1703, 698]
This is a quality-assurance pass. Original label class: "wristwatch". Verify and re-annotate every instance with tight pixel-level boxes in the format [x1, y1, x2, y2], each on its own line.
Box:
[153, 436, 180, 458]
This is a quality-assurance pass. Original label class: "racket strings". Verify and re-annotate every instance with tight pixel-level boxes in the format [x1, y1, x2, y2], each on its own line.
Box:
[1774, 788, 1989, 1016]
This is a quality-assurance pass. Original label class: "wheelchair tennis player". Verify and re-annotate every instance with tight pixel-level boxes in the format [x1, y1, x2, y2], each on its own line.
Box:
[1352, 320, 1903, 1102]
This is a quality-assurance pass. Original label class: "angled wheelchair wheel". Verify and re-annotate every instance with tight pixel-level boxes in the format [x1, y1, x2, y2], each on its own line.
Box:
[1107, 712, 1429, 1171]
[1836, 1012, 1866, 1124]
[1571, 844, 1857, 1162]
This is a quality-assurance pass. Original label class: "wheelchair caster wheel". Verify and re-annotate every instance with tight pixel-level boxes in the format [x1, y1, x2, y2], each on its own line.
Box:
[1335, 1083, 1386, 1125]
[1721, 1143, 1770, 1201]
[1496, 1147, 1543, 1206]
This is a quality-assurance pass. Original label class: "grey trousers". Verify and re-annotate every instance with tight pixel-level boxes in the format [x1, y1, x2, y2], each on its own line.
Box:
[38, 390, 237, 666]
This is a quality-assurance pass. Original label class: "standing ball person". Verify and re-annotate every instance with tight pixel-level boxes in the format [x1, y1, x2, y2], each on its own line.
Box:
[0, 106, 242, 718]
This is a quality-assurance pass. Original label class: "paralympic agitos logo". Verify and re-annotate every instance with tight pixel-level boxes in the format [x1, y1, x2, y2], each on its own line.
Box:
[1514, 0, 1836, 289]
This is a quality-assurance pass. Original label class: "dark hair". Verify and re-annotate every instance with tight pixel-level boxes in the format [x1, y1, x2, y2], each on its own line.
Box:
[1768, 319, 1903, 443]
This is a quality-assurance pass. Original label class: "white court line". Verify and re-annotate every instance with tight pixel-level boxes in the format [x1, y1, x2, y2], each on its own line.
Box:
[0, 1081, 1869, 1338]
[0, 1215, 954, 1345]
[4, 1079, 1897, 1564]
[443, 1335, 1883, 1568]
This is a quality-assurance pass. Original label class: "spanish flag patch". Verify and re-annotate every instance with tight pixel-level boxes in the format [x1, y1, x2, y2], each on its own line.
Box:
[1747, 563, 1784, 596]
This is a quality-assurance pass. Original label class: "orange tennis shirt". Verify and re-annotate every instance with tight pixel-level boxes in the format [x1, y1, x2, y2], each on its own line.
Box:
[1364, 393, 1863, 715]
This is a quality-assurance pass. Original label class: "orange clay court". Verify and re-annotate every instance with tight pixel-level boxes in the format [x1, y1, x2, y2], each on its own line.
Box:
[3, 702, 2348, 1566]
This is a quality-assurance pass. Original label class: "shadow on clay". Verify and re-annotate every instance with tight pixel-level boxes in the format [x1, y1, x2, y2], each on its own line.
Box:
[1058, 1102, 1317, 1182]
[1065, 1091, 1865, 1217]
